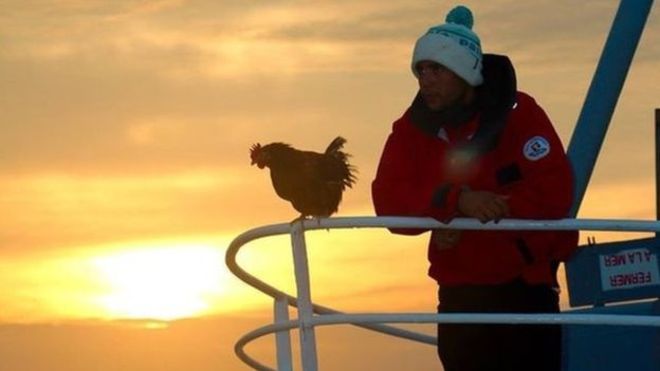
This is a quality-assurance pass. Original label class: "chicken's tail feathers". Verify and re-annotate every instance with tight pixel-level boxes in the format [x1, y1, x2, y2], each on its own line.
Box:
[343, 164, 358, 189]
[325, 136, 347, 155]
[325, 137, 353, 166]
[325, 137, 358, 189]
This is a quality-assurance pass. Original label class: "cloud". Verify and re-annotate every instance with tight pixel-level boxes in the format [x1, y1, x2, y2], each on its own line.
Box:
[0, 315, 439, 371]
[0, 316, 271, 370]
[0, 171, 248, 250]
[3, 0, 657, 80]
[1, 0, 656, 206]
[0, 1, 657, 329]
[0, 46, 407, 174]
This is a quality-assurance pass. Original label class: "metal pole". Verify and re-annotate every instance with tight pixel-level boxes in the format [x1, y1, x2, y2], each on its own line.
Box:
[274, 295, 293, 371]
[656, 109, 660, 237]
[290, 221, 318, 371]
[567, 0, 653, 216]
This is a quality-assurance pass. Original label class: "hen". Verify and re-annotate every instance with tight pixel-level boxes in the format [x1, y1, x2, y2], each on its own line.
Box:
[250, 136, 357, 219]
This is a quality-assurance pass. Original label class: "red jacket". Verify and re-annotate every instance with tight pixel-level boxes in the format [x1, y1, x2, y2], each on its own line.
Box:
[372, 91, 578, 286]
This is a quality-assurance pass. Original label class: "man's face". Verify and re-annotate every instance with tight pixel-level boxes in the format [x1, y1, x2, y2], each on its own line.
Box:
[415, 61, 471, 111]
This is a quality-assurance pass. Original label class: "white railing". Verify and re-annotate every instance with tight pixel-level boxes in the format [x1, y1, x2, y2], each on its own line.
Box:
[225, 217, 660, 371]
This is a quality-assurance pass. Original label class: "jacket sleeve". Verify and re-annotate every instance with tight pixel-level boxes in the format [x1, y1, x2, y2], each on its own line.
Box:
[371, 119, 460, 235]
[498, 96, 578, 263]
[503, 101, 573, 219]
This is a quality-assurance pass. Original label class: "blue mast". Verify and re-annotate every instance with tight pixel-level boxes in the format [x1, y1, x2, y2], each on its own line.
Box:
[567, 0, 653, 217]
[564, 4, 658, 370]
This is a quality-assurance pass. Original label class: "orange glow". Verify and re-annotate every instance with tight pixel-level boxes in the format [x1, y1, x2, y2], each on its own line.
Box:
[0, 1, 657, 369]
[0, 236, 271, 323]
[92, 245, 227, 321]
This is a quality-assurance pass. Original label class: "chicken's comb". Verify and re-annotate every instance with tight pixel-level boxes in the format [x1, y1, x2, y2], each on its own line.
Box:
[250, 143, 262, 158]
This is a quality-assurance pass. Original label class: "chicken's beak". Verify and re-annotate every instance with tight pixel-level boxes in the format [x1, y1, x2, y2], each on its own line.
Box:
[251, 158, 265, 169]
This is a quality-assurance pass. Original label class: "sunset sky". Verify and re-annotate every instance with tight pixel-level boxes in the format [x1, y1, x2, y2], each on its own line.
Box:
[0, 1, 658, 370]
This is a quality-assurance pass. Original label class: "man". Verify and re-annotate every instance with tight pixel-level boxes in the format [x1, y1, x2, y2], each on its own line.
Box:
[371, 6, 578, 371]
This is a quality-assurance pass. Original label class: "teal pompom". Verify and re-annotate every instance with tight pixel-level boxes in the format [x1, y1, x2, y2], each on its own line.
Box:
[445, 5, 474, 29]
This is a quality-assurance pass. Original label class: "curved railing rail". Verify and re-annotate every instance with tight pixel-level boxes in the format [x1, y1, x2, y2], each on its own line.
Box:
[226, 217, 660, 371]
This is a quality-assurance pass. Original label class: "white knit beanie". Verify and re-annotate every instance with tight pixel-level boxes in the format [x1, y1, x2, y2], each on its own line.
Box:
[412, 5, 483, 86]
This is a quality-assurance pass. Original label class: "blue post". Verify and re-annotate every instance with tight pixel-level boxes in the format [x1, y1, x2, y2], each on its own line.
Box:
[567, 0, 653, 217]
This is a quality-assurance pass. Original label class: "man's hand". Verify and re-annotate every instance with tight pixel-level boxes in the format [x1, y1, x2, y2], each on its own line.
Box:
[432, 229, 462, 250]
[457, 190, 510, 223]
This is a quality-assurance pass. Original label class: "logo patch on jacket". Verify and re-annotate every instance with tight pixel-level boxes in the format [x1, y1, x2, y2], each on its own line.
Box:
[523, 136, 550, 161]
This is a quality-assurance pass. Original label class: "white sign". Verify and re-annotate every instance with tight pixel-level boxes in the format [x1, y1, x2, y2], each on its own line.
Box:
[599, 248, 660, 291]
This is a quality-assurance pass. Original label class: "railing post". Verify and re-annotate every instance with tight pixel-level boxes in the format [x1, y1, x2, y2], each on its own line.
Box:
[290, 220, 319, 371]
[228, 217, 660, 370]
[274, 295, 293, 371]
[655, 108, 660, 234]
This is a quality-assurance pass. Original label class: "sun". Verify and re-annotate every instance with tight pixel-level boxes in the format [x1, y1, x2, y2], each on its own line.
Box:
[92, 244, 226, 321]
